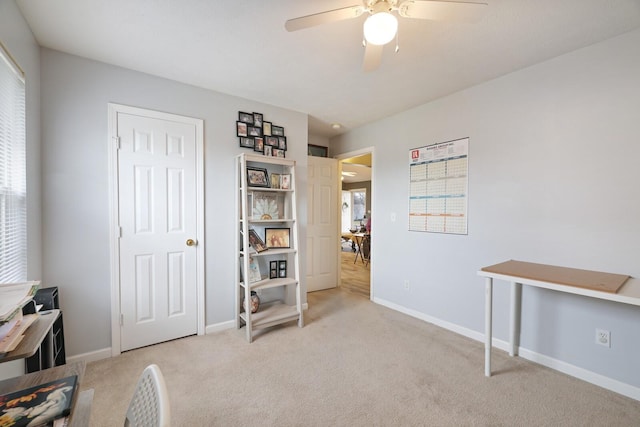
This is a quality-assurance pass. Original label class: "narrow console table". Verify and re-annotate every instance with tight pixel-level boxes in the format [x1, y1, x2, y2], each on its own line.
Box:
[0, 309, 60, 367]
[478, 260, 640, 377]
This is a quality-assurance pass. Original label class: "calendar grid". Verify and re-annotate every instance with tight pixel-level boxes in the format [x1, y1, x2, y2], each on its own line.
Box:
[408, 138, 469, 234]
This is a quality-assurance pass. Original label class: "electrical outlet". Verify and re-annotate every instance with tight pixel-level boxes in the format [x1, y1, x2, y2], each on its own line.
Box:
[403, 280, 410, 290]
[595, 329, 610, 348]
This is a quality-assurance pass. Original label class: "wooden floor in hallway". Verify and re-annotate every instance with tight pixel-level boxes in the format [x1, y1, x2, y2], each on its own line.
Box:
[340, 248, 370, 298]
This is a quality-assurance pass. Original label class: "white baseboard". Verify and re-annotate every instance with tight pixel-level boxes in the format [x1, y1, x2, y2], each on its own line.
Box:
[66, 347, 112, 365]
[373, 296, 640, 401]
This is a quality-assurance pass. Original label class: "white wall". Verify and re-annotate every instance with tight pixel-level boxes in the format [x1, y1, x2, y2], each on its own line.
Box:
[331, 29, 640, 391]
[39, 48, 308, 356]
[0, 0, 41, 281]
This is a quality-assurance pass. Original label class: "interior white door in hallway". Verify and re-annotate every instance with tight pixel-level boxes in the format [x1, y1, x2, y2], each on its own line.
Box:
[110, 105, 204, 352]
[307, 156, 339, 292]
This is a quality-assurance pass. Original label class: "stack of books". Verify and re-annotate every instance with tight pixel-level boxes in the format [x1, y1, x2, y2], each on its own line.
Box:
[0, 281, 40, 354]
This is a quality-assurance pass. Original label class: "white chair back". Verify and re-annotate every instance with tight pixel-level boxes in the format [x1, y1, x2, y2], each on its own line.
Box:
[124, 364, 170, 427]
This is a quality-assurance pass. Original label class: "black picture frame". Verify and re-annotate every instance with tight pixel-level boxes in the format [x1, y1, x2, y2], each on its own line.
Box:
[308, 144, 328, 157]
[265, 136, 278, 146]
[248, 126, 262, 137]
[239, 137, 254, 148]
[272, 125, 284, 136]
[239, 111, 254, 124]
[246, 166, 269, 187]
[254, 137, 264, 153]
[236, 121, 248, 137]
[253, 112, 263, 127]
[278, 260, 287, 278]
[265, 227, 290, 248]
[263, 121, 272, 136]
[248, 229, 267, 252]
[269, 260, 278, 279]
[264, 145, 273, 156]
[273, 148, 285, 158]
[278, 136, 287, 151]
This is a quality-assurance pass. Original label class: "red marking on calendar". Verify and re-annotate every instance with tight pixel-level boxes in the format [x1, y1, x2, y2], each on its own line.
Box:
[411, 150, 420, 160]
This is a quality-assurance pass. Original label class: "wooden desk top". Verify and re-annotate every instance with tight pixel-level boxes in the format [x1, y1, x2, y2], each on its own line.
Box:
[0, 309, 60, 363]
[479, 260, 640, 306]
[0, 361, 92, 427]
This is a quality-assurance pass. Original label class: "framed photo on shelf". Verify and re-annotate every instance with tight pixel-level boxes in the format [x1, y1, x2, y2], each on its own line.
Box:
[269, 260, 278, 279]
[248, 229, 267, 252]
[248, 256, 262, 283]
[246, 166, 269, 187]
[253, 112, 263, 127]
[265, 227, 290, 248]
[280, 174, 291, 190]
[278, 260, 287, 278]
[238, 111, 254, 124]
[272, 125, 285, 136]
[264, 145, 272, 156]
[254, 137, 264, 153]
[270, 173, 281, 189]
[252, 192, 283, 220]
[236, 121, 248, 137]
[263, 121, 272, 136]
[274, 149, 285, 158]
[239, 137, 254, 148]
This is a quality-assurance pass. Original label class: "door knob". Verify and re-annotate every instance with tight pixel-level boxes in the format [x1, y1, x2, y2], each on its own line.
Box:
[186, 239, 197, 247]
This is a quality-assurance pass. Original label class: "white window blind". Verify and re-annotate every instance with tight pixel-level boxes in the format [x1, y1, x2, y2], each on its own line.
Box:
[0, 43, 27, 283]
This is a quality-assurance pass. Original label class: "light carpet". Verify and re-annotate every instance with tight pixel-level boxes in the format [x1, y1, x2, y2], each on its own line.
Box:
[82, 288, 640, 426]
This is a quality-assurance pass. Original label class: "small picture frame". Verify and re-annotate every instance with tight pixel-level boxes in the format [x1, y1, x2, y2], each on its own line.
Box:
[236, 121, 248, 137]
[253, 112, 263, 127]
[248, 256, 262, 283]
[263, 121, 272, 136]
[280, 174, 291, 190]
[272, 125, 284, 136]
[239, 111, 254, 124]
[239, 137, 254, 148]
[254, 137, 264, 153]
[248, 229, 267, 252]
[248, 126, 262, 137]
[265, 136, 278, 146]
[278, 136, 287, 151]
[247, 166, 269, 187]
[270, 173, 281, 189]
[269, 260, 278, 279]
[308, 144, 328, 157]
[274, 148, 285, 158]
[265, 228, 290, 248]
[264, 145, 272, 156]
[278, 260, 287, 278]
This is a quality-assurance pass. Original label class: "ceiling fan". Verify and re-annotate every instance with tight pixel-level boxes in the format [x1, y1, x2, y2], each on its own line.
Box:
[285, 0, 487, 72]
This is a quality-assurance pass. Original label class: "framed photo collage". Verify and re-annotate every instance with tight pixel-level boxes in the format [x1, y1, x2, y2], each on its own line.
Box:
[236, 111, 287, 158]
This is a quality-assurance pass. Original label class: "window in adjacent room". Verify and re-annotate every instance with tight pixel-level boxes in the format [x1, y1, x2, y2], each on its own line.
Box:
[0, 42, 27, 282]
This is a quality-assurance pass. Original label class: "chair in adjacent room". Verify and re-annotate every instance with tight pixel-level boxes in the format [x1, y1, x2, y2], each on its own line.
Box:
[125, 364, 171, 427]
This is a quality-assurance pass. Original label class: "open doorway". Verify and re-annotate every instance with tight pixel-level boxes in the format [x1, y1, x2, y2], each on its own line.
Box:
[339, 152, 372, 298]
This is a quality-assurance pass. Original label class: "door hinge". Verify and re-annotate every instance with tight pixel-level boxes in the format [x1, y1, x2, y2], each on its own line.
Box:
[113, 136, 121, 149]
[120, 313, 124, 326]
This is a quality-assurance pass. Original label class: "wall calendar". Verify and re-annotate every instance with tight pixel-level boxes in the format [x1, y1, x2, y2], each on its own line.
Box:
[408, 138, 468, 234]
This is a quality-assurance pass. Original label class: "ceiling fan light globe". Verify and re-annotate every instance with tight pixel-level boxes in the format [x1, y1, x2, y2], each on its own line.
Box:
[363, 12, 397, 45]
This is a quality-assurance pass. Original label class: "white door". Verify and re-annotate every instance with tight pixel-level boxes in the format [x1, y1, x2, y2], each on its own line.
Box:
[114, 108, 202, 351]
[307, 156, 339, 292]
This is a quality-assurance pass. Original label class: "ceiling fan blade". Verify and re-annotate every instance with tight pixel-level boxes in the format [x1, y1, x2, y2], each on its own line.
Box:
[362, 43, 383, 72]
[398, 0, 487, 22]
[285, 5, 366, 32]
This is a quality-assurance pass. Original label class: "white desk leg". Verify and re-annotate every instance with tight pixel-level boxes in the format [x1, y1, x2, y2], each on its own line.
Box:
[484, 277, 493, 377]
[509, 282, 522, 357]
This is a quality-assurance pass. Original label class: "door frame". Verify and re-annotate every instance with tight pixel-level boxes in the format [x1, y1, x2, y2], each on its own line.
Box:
[107, 103, 205, 356]
[335, 147, 375, 300]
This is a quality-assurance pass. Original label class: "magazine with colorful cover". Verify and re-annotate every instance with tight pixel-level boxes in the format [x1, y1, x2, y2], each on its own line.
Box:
[0, 375, 77, 427]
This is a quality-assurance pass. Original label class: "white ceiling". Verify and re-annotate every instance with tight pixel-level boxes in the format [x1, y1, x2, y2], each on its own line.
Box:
[16, 0, 640, 137]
